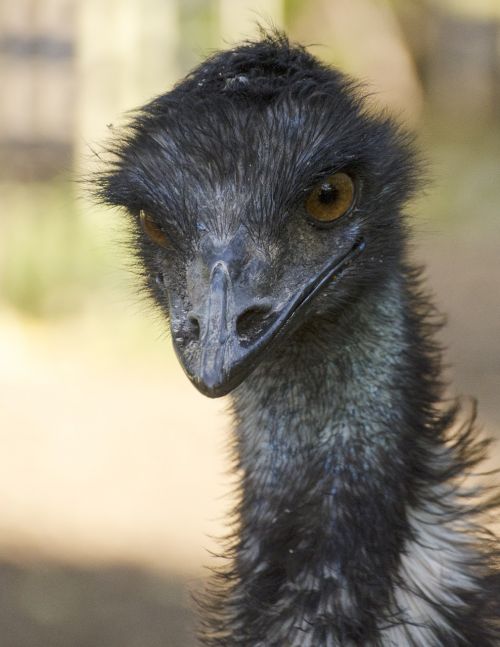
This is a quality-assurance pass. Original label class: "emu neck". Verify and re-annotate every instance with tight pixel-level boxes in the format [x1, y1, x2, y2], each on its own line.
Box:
[233, 273, 416, 500]
[228, 273, 434, 642]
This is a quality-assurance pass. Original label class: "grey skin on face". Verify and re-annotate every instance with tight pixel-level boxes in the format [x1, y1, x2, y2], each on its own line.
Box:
[170, 227, 365, 398]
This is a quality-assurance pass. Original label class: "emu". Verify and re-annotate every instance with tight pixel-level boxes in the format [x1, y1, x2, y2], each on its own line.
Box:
[97, 34, 500, 646]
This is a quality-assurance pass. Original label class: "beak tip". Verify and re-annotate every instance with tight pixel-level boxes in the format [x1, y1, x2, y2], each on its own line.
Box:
[193, 376, 231, 398]
[171, 336, 236, 398]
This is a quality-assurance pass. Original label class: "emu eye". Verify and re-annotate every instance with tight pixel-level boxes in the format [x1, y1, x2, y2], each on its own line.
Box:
[139, 210, 169, 248]
[305, 172, 355, 224]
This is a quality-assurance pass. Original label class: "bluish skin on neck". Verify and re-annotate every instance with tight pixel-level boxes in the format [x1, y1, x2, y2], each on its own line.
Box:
[219, 272, 428, 644]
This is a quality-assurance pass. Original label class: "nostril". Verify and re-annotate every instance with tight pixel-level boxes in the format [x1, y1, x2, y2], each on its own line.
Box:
[236, 305, 275, 346]
[188, 315, 201, 341]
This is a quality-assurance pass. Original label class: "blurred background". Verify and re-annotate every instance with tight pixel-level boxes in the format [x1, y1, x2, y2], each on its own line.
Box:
[0, 0, 499, 645]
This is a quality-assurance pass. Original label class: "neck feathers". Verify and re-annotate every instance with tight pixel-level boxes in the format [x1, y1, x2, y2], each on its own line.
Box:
[199, 267, 500, 646]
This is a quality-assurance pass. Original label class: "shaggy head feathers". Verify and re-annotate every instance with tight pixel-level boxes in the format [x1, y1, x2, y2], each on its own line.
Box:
[97, 32, 420, 261]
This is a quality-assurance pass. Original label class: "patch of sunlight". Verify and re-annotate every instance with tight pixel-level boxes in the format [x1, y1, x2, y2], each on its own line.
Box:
[0, 307, 231, 575]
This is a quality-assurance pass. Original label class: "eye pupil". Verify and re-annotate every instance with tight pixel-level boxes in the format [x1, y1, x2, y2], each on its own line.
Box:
[318, 184, 339, 205]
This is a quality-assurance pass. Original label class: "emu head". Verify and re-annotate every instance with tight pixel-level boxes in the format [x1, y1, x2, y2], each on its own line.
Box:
[98, 35, 418, 397]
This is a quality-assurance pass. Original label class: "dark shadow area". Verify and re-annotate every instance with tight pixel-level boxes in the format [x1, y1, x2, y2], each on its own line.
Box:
[0, 558, 197, 647]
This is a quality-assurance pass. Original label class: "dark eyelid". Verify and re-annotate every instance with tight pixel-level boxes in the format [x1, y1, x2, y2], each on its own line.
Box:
[138, 209, 166, 230]
[298, 166, 343, 194]
[296, 167, 354, 202]
[138, 208, 190, 253]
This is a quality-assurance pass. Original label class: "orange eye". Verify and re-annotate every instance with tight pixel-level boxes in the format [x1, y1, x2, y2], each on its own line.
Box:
[305, 172, 355, 223]
[139, 210, 169, 248]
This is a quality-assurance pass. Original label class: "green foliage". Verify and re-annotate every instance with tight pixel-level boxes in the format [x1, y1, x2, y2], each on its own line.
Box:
[0, 181, 123, 318]
[283, 0, 304, 24]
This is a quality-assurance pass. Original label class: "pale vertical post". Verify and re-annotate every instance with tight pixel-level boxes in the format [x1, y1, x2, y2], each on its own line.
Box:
[34, 0, 75, 153]
[0, 0, 75, 179]
[0, 0, 37, 166]
[74, 0, 179, 177]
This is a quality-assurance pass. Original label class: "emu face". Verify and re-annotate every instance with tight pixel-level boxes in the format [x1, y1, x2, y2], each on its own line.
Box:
[100, 40, 417, 397]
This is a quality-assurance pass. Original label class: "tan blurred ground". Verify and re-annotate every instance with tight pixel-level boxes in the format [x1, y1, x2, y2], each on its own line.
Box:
[0, 310, 232, 576]
[0, 307, 229, 646]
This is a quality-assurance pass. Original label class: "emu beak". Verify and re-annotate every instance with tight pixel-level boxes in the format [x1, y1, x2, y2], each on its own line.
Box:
[194, 260, 240, 396]
[170, 239, 365, 398]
